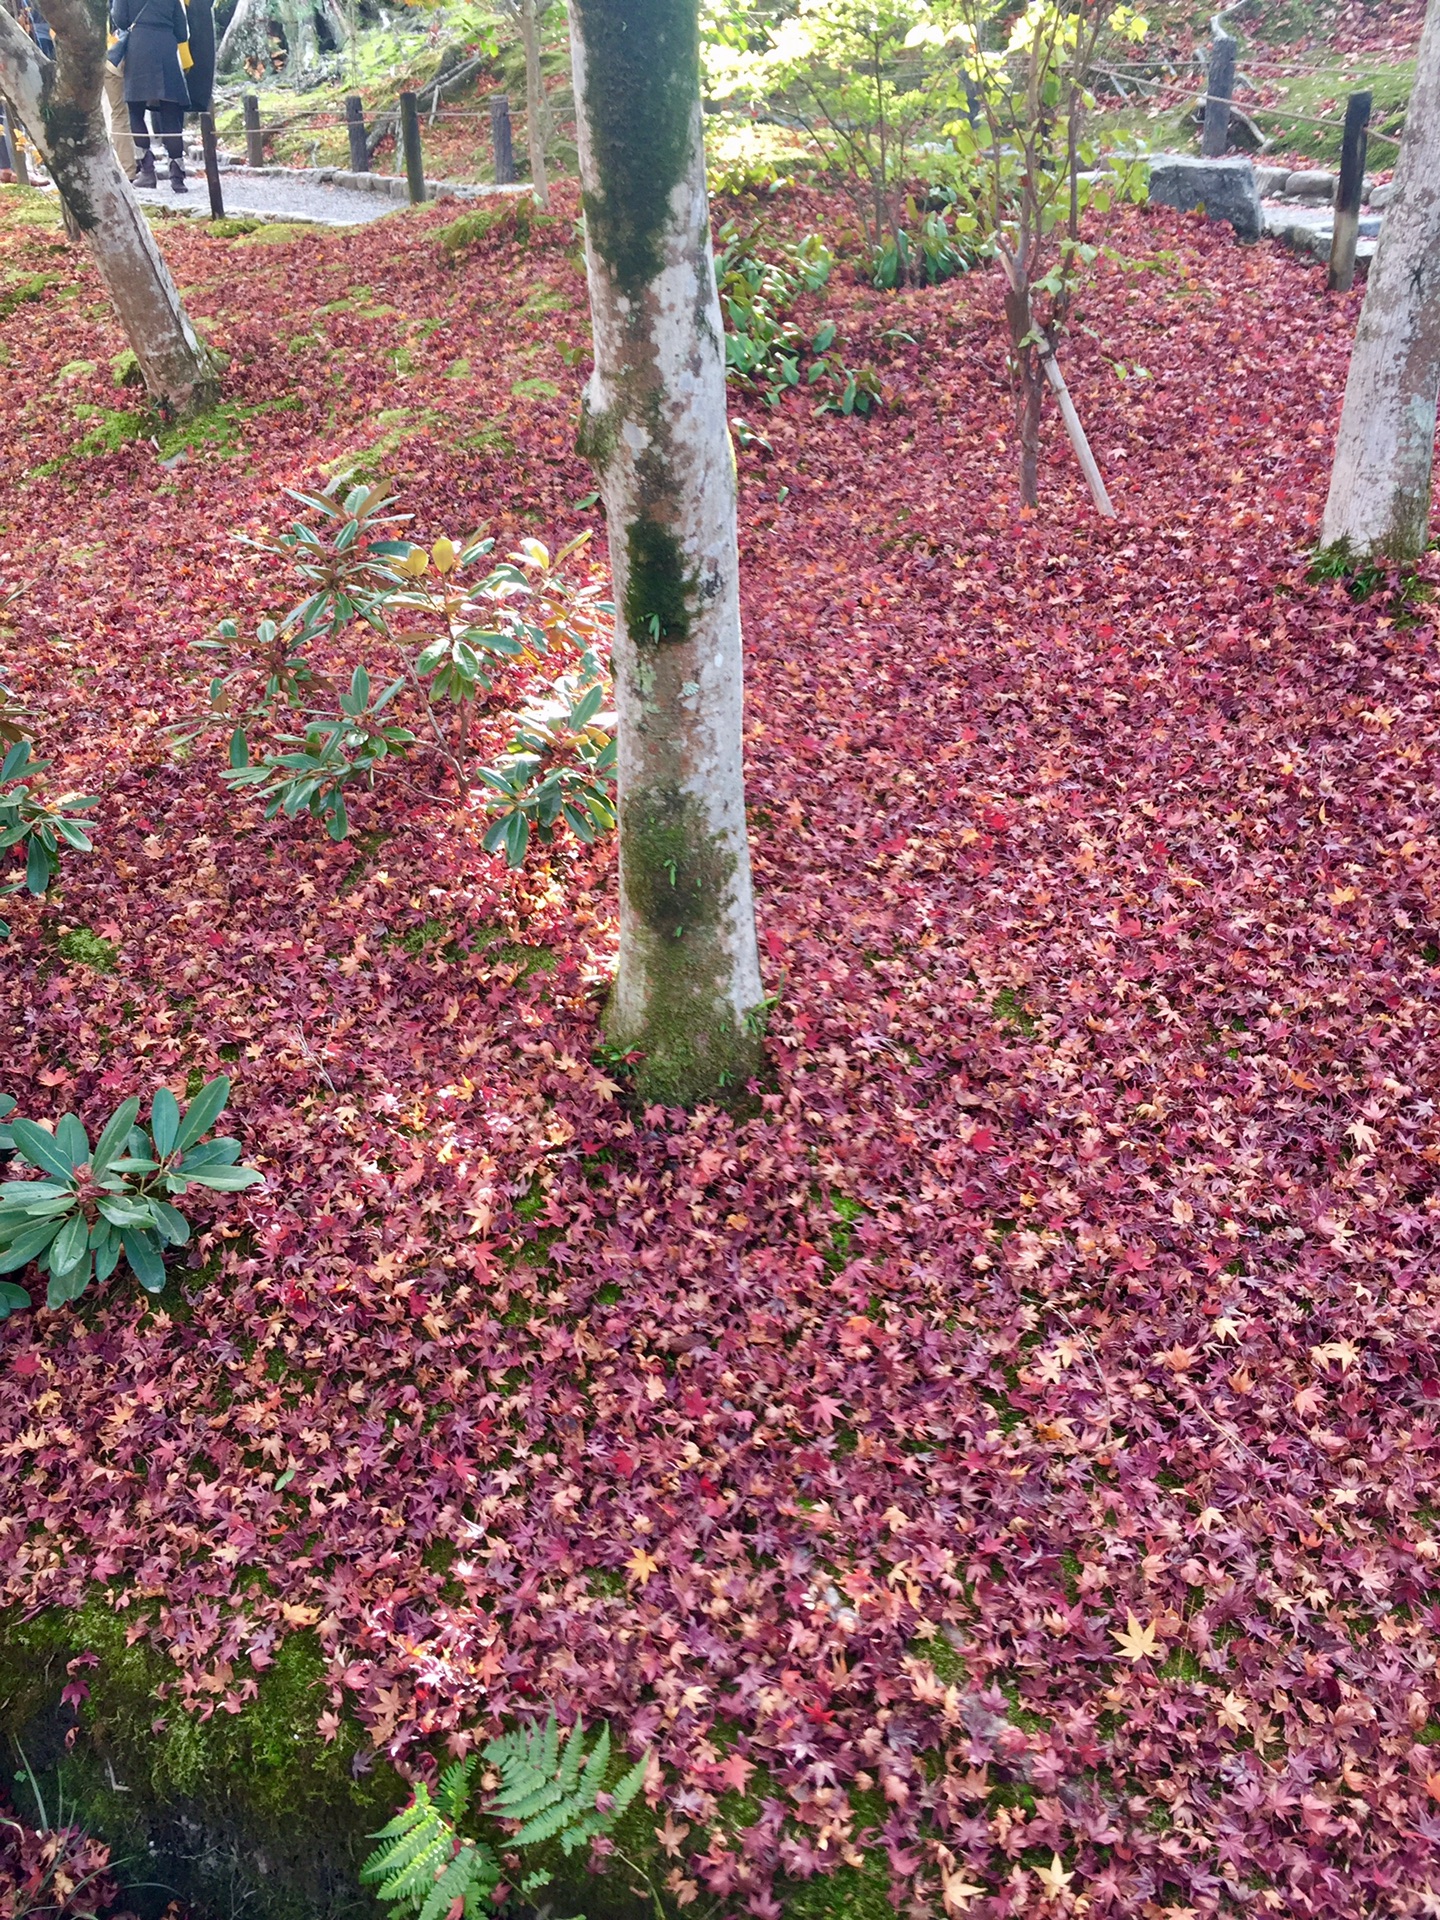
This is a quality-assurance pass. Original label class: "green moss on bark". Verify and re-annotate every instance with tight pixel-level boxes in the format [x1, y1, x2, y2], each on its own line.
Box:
[623, 517, 694, 643]
[571, 0, 699, 294]
[613, 785, 764, 1105]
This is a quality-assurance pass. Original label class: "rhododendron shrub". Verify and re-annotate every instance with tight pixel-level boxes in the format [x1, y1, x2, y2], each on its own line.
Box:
[0, 1077, 262, 1314]
[0, 741, 99, 941]
[187, 482, 616, 862]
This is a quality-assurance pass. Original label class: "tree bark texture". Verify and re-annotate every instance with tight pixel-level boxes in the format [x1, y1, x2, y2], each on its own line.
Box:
[0, 0, 217, 413]
[216, 0, 269, 71]
[1321, 0, 1440, 562]
[520, 0, 550, 211]
[1003, 282, 1044, 508]
[567, 0, 765, 1107]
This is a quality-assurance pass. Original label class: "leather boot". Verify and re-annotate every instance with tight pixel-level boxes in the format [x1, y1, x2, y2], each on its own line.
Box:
[169, 157, 187, 193]
[132, 150, 156, 189]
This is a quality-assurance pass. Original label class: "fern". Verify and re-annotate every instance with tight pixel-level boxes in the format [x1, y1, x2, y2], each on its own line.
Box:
[359, 1779, 499, 1920]
[362, 1717, 650, 1920]
[484, 1713, 649, 1856]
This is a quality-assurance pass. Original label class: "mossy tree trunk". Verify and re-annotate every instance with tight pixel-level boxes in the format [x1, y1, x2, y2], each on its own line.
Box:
[1321, 0, 1440, 562]
[0, 0, 218, 414]
[567, 0, 765, 1107]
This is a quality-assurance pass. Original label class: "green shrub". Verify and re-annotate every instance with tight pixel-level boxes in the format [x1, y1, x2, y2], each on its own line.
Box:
[717, 223, 882, 416]
[0, 1076, 262, 1315]
[0, 738, 100, 940]
[184, 481, 615, 865]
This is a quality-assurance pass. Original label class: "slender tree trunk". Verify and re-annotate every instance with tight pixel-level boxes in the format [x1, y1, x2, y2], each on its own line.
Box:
[567, 0, 765, 1107]
[1003, 280, 1044, 508]
[0, 0, 217, 413]
[1321, 0, 1440, 562]
[519, 0, 549, 211]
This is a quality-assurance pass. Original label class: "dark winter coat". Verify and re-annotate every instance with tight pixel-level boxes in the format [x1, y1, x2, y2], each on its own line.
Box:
[111, 0, 190, 106]
[184, 0, 215, 114]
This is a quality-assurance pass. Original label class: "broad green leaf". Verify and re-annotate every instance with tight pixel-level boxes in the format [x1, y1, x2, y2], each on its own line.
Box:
[0, 1281, 31, 1317]
[47, 1211, 89, 1277]
[151, 1087, 180, 1158]
[182, 1166, 264, 1192]
[121, 1229, 166, 1292]
[56, 1114, 89, 1167]
[173, 1076, 230, 1155]
[0, 1218, 64, 1272]
[9, 1120, 75, 1182]
[91, 1097, 142, 1179]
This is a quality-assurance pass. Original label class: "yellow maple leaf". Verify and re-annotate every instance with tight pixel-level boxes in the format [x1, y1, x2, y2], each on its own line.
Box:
[627, 1547, 660, 1587]
[1216, 1690, 1250, 1731]
[1111, 1612, 1160, 1662]
[940, 1872, 986, 1915]
[1035, 1854, 1075, 1899]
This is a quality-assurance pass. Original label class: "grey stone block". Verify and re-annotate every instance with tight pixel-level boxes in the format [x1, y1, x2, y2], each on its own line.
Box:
[1369, 181, 1397, 209]
[1145, 154, 1263, 242]
[1285, 169, 1336, 201]
[1254, 163, 1290, 197]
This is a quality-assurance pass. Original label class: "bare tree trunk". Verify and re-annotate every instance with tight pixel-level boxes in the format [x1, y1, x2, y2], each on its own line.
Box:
[217, 0, 271, 71]
[0, 0, 217, 413]
[567, 0, 765, 1107]
[279, 0, 319, 75]
[1004, 281, 1045, 508]
[519, 0, 549, 211]
[1321, 0, 1440, 562]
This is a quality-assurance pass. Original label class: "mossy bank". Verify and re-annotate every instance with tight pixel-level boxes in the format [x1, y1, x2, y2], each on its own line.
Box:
[0, 1599, 899, 1920]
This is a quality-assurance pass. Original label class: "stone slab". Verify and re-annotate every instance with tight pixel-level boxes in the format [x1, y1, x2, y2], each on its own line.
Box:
[1145, 153, 1262, 242]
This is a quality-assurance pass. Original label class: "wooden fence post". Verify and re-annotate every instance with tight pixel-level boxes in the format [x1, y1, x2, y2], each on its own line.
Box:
[399, 90, 425, 204]
[1202, 30, 1237, 156]
[1328, 90, 1371, 294]
[242, 93, 264, 168]
[199, 110, 225, 219]
[345, 93, 368, 172]
[490, 94, 515, 184]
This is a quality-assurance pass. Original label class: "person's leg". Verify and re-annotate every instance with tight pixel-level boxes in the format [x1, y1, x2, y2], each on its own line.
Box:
[103, 64, 135, 173]
[128, 103, 156, 185]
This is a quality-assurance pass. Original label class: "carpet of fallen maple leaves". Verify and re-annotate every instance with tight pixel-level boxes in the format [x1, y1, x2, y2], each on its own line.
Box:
[2, 175, 1440, 1920]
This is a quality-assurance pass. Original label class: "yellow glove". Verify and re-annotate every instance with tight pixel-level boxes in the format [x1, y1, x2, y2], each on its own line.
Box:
[178, 38, 193, 68]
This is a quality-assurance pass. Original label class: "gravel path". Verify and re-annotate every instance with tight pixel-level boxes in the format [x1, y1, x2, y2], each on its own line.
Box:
[132, 163, 408, 226]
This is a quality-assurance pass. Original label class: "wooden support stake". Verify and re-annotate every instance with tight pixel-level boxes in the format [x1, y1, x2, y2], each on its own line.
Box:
[345, 93, 368, 172]
[1038, 343, 1116, 519]
[199, 111, 225, 220]
[1201, 31, 1236, 156]
[242, 93, 264, 168]
[490, 93, 515, 185]
[399, 90, 425, 205]
[1328, 90, 1371, 294]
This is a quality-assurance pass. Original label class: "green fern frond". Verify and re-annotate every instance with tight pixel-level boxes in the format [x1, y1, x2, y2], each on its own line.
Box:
[609, 1751, 649, 1820]
[360, 1781, 500, 1920]
[483, 1713, 648, 1858]
[416, 1841, 493, 1920]
[378, 1832, 450, 1900]
[436, 1756, 476, 1822]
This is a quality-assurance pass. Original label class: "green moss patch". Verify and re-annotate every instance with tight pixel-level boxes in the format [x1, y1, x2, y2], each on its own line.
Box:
[56, 927, 118, 971]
